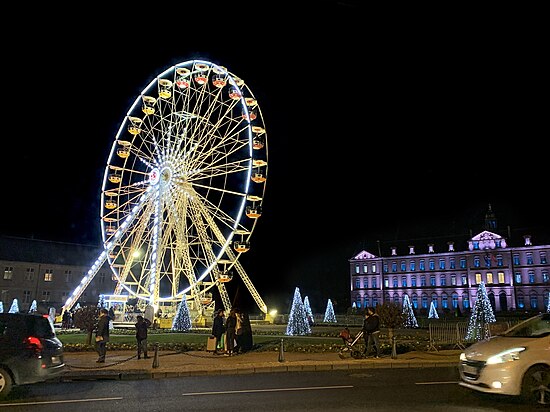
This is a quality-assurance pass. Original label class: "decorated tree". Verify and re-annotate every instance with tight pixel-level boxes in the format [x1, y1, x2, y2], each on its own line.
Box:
[172, 298, 192, 331]
[0, 301, 3, 313]
[28, 300, 38, 313]
[8, 298, 19, 313]
[97, 294, 106, 308]
[428, 301, 439, 319]
[547, 291, 550, 313]
[465, 281, 496, 341]
[285, 287, 311, 336]
[323, 299, 337, 323]
[402, 295, 418, 328]
[303, 296, 314, 325]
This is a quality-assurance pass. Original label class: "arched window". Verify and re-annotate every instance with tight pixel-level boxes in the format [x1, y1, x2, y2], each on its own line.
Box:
[441, 293, 448, 309]
[530, 292, 538, 309]
[431, 293, 438, 308]
[451, 292, 458, 309]
[421, 294, 428, 309]
[462, 292, 470, 309]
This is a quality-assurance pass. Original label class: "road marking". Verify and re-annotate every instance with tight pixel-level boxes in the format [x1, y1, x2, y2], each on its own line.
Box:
[182, 385, 354, 396]
[0, 397, 123, 407]
[415, 381, 459, 385]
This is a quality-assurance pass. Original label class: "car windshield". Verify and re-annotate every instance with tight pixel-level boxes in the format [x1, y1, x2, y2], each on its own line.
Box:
[503, 314, 550, 338]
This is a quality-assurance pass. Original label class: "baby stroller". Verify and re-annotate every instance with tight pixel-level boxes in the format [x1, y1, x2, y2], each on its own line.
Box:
[338, 327, 364, 359]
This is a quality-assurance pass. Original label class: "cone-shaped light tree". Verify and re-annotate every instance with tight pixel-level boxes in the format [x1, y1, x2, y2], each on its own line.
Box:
[303, 296, 314, 325]
[428, 301, 439, 319]
[28, 300, 38, 313]
[546, 291, 550, 313]
[97, 294, 106, 308]
[0, 302, 3, 313]
[323, 299, 337, 323]
[172, 298, 192, 331]
[8, 298, 19, 313]
[465, 281, 496, 341]
[402, 295, 418, 328]
[286, 287, 311, 336]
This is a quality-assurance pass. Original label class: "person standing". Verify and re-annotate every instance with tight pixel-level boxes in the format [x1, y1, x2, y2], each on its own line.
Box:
[224, 308, 237, 356]
[211, 309, 225, 354]
[135, 315, 152, 359]
[95, 308, 111, 363]
[362, 307, 381, 358]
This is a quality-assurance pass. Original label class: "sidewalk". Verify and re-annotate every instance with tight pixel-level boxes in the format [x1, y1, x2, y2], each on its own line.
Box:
[60, 349, 462, 381]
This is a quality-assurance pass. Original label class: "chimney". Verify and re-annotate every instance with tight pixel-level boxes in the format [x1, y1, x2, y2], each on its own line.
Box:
[447, 241, 455, 252]
[524, 235, 532, 246]
[428, 244, 435, 254]
[391, 246, 397, 256]
[408, 245, 415, 255]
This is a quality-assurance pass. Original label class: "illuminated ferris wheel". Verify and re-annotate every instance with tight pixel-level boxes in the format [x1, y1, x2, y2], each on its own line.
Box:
[68, 60, 268, 318]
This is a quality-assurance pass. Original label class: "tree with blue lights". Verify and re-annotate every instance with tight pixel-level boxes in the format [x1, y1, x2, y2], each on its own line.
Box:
[303, 296, 314, 325]
[172, 298, 192, 331]
[323, 299, 337, 323]
[8, 298, 19, 313]
[465, 281, 496, 341]
[428, 301, 439, 319]
[285, 287, 311, 336]
[402, 295, 418, 328]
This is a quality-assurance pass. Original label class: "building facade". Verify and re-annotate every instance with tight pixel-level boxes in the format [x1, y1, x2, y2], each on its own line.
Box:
[349, 210, 550, 315]
[0, 236, 116, 313]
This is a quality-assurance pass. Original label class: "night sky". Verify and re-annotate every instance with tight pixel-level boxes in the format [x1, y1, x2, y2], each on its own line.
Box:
[3, 4, 547, 313]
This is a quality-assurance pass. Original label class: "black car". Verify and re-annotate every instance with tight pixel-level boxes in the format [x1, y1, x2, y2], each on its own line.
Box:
[0, 313, 65, 398]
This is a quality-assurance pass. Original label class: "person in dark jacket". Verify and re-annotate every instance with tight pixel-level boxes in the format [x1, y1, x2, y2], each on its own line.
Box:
[135, 315, 152, 359]
[95, 308, 111, 363]
[224, 308, 237, 356]
[362, 307, 381, 358]
[211, 309, 225, 354]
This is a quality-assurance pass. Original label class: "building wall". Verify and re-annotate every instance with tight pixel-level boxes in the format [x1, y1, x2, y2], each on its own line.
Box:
[350, 242, 550, 315]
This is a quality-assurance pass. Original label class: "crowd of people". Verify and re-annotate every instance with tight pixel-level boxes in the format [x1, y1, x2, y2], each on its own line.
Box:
[211, 307, 253, 356]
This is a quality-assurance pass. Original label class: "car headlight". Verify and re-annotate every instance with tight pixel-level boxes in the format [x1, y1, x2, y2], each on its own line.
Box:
[460, 352, 467, 361]
[486, 347, 526, 365]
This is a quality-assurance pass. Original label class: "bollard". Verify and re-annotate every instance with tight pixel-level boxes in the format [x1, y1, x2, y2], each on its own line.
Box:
[278, 338, 285, 362]
[391, 336, 397, 359]
[152, 343, 160, 368]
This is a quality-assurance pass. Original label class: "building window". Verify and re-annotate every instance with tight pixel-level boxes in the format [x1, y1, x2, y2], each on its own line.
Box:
[419, 260, 425, 271]
[23, 290, 31, 304]
[25, 268, 34, 281]
[462, 293, 470, 309]
[400, 261, 406, 271]
[383, 263, 388, 273]
[355, 264, 360, 274]
[421, 295, 428, 308]
[371, 263, 377, 273]
[439, 259, 445, 270]
[393, 277, 398, 288]
[475, 273, 482, 284]
[363, 264, 368, 273]
[528, 272, 535, 284]
[356, 297, 362, 308]
[530, 293, 538, 309]
[99, 272, 106, 284]
[451, 275, 456, 286]
[42, 290, 51, 302]
[486, 272, 493, 284]
[372, 296, 378, 307]
[44, 271, 53, 282]
[384, 278, 389, 288]
[412, 295, 418, 309]
[429, 260, 435, 270]
[498, 272, 505, 284]
[513, 254, 520, 265]
[401, 277, 407, 287]
[515, 272, 522, 284]
[517, 294, 524, 309]
[496, 255, 503, 266]
[461, 275, 468, 286]
[393, 294, 400, 305]
[543, 271, 549, 283]
[460, 258, 466, 269]
[442, 293, 448, 309]
[473, 241, 480, 250]
[411, 276, 417, 287]
[355, 278, 360, 289]
[65, 270, 72, 283]
[526, 253, 534, 265]
[440, 275, 446, 286]
[372, 278, 377, 288]
[392, 262, 397, 272]
[541, 253, 548, 265]
[452, 292, 458, 309]
[364, 296, 369, 308]
[3, 267, 13, 280]
[410, 261, 416, 271]
[420, 275, 426, 286]
[430, 276, 436, 286]
[431, 293, 438, 308]
[474, 256, 480, 268]
[450, 259, 455, 269]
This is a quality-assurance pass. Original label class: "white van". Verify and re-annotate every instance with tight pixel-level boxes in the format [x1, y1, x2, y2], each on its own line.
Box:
[458, 313, 550, 405]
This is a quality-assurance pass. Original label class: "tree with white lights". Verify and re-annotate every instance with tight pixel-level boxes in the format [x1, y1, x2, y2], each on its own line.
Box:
[286, 287, 311, 336]
[0, 301, 3, 313]
[303, 296, 314, 325]
[465, 281, 496, 341]
[172, 298, 192, 331]
[402, 295, 418, 328]
[428, 301, 439, 319]
[28, 300, 38, 313]
[546, 291, 549, 313]
[97, 294, 106, 308]
[323, 299, 337, 323]
[9, 298, 19, 313]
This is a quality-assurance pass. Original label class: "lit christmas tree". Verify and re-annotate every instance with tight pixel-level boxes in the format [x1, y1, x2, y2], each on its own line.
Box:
[323, 299, 337, 323]
[547, 291, 550, 313]
[303, 296, 314, 325]
[428, 301, 439, 319]
[465, 281, 496, 341]
[402, 295, 418, 328]
[172, 298, 192, 331]
[97, 294, 106, 308]
[9, 298, 19, 313]
[28, 300, 38, 313]
[285, 287, 311, 336]
[0, 301, 3, 313]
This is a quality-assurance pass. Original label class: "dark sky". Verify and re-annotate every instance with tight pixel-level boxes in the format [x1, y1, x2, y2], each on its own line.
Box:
[2, 4, 547, 313]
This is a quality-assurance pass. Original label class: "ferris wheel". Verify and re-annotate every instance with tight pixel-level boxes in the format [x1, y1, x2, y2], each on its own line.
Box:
[94, 60, 268, 317]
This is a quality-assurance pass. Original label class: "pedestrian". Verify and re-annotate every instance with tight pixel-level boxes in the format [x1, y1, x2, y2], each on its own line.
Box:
[211, 309, 225, 354]
[135, 315, 152, 359]
[95, 308, 111, 363]
[224, 308, 237, 356]
[362, 307, 381, 358]
[239, 310, 253, 352]
[234, 309, 243, 354]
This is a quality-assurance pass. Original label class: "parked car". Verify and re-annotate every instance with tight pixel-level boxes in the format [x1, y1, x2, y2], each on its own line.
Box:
[458, 312, 550, 405]
[0, 313, 65, 398]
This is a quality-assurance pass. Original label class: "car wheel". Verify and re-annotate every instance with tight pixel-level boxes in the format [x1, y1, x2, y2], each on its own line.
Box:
[0, 367, 13, 398]
[521, 365, 550, 405]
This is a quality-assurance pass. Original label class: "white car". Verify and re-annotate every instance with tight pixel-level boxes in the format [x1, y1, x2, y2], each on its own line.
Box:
[458, 313, 550, 405]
